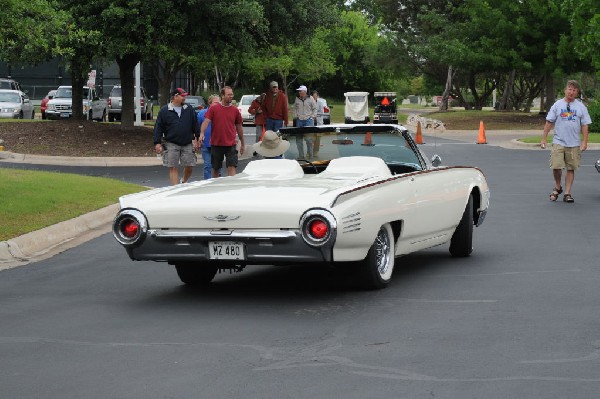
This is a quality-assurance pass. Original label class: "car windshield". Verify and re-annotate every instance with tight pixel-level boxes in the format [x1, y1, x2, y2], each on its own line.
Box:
[279, 126, 423, 172]
[0, 82, 13, 89]
[0, 93, 21, 103]
[54, 87, 89, 98]
[111, 87, 122, 97]
[240, 96, 256, 105]
[54, 88, 72, 98]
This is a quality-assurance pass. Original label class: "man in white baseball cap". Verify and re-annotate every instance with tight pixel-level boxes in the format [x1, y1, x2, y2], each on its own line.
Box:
[293, 85, 317, 158]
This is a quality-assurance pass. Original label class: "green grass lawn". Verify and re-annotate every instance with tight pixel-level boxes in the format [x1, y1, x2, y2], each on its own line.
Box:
[519, 134, 600, 143]
[0, 169, 147, 241]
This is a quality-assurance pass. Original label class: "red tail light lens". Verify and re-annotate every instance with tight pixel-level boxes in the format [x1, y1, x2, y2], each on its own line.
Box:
[323, 106, 330, 113]
[121, 220, 139, 238]
[309, 220, 328, 239]
[140, 99, 144, 107]
[108, 98, 112, 106]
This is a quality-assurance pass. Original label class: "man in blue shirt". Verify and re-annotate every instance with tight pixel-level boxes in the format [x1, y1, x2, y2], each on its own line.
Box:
[541, 80, 592, 203]
[153, 88, 199, 185]
[197, 95, 221, 179]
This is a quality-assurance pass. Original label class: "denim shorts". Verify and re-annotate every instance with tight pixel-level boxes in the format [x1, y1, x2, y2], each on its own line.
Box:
[162, 142, 196, 167]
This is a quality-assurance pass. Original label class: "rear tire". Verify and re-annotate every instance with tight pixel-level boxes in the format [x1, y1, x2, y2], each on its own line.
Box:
[449, 194, 474, 257]
[174, 263, 218, 285]
[356, 223, 395, 289]
[108, 114, 115, 122]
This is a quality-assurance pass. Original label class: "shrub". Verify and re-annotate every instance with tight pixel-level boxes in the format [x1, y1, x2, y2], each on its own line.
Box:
[588, 100, 600, 133]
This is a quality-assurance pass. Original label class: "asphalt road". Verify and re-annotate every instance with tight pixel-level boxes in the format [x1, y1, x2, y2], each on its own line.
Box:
[1, 131, 600, 398]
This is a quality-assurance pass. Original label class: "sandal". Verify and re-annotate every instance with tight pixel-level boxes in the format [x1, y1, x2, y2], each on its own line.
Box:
[563, 193, 574, 203]
[549, 186, 563, 201]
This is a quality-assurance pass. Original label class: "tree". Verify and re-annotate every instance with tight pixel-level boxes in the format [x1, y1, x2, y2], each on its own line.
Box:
[0, 0, 67, 66]
[55, 1, 103, 120]
[311, 11, 400, 97]
[245, 30, 336, 96]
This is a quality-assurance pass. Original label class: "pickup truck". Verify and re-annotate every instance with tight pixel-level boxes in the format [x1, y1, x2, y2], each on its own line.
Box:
[45, 86, 108, 121]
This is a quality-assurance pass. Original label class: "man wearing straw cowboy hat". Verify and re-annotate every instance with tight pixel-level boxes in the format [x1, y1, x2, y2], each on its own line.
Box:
[252, 130, 290, 159]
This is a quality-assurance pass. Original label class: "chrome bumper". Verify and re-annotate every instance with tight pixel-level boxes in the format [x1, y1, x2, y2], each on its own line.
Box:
[125, 228, 334, 264]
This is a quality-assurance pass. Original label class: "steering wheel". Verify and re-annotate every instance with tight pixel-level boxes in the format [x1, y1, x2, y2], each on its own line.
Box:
[296, 159, 318, 174]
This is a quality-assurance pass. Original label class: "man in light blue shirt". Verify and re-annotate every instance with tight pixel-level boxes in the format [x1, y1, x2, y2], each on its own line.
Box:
[541, 80, 592, 203]
[197, 95, 221, 179]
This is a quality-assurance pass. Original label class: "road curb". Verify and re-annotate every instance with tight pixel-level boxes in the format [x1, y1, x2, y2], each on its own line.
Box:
[0, 150, 162, 167]
[0, 204, 119, 270]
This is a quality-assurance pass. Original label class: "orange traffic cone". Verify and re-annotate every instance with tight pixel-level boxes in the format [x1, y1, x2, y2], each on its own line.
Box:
[361, 132, 375, 146]
[477, 120, 487, 144]
[415, 121, 425, 144]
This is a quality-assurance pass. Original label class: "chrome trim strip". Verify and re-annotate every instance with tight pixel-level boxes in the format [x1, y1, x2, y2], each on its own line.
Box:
[148, 229, 297, 239]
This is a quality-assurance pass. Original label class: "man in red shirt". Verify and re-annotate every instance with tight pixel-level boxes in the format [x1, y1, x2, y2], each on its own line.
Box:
[263, 81, 288, 132]
[199, 86, 245, 177]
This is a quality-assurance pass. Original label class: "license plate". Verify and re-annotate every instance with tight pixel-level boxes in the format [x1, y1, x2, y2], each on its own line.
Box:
[60, 112, 70, 118]
[209, 242, 245, 260]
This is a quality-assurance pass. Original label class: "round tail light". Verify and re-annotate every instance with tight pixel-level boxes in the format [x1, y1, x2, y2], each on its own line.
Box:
[300, 209, 337, 247]
[113, 209, 148, 246]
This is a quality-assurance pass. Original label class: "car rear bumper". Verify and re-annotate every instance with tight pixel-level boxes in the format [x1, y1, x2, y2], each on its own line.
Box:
[124, 228, 334, 264]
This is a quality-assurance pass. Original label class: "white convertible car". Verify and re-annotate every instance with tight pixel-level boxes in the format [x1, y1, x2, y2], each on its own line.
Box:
[113, 124, 490, 289]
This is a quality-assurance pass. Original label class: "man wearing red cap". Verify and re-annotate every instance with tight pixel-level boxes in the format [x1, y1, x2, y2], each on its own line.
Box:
[153, 88, 200, 185]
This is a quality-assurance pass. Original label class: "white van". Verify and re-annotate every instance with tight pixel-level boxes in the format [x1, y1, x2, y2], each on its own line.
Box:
[344, 92, 369, 124]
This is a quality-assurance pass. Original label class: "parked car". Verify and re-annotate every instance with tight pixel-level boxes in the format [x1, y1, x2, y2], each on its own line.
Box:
[107, 85, 153, 122]
[112, 124, 490, 290]
[40, 89, 57, 120]
[0, 78, 22, 92]
[0, 89, 35, 119]
[344, 91, 370, 123]
[238, 94, 258, 124]
[317, 97, 331, 125]
[595, 159, 600, 173]
[46, 86, 107, 121]
[185, 96, 206, 112]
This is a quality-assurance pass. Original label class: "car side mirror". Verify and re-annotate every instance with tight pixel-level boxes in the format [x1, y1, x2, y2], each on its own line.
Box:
[431, 154, 442, 167]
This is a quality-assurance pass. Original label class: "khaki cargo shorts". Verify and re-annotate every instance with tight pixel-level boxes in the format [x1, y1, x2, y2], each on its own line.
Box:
[550, 144, 581, 170]
[162, 142, 196, 167]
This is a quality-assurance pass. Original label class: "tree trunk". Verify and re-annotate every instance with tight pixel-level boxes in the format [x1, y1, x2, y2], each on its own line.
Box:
[439, 65, 453, 112]
[150, 59, 183, 107]
[116, 54, 141, 129]
[70, 68, 86, 121]
[544, 72, 555, 113]
[498, 69, 516, 110]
